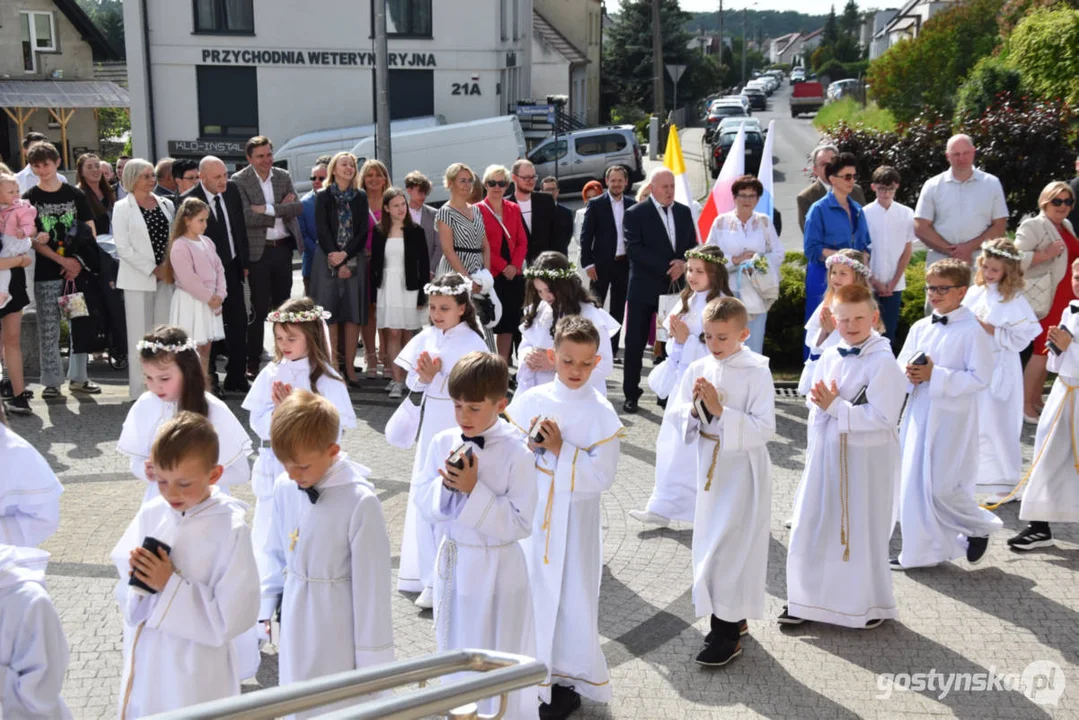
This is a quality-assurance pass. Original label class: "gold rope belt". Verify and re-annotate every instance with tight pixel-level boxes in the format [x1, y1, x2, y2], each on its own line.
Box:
[700, 431, 721, 491]
[839, 433, 850, 562]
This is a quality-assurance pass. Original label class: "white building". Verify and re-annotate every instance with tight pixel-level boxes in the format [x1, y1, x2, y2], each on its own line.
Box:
[124, 0, 533, 164]
[530, 0, 602, 125]
[769, 32, 801, 65]
[864, 9, 899, 59]
[873, 0, 959, 58]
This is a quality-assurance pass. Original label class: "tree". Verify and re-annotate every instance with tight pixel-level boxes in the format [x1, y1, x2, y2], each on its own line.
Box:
[822, 5, 840, 47]
[840, 0, 861, 38]
[76, 0, 124, 58]
[866, 0, 1003, 123]
[1002, 6, 1079, 105]
[954, 55, 1028, 122]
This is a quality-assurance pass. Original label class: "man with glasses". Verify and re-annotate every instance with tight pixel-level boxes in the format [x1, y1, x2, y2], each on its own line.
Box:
[511, 159, 560, 263]
[797, 144, 867, 233]
[864, 166, 915, 346]
[298, 157, 330, 295]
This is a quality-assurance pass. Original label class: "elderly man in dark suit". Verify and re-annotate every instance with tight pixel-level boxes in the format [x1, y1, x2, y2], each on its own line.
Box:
[232, 136, 304, 378]
[183, 155, 251, 393]
[580, 165, 636, 360]
[796, 144, 866, 232]
[511, 159, 561, 262]
[621, 168, 697, 413]
[405, 170, 440, 277]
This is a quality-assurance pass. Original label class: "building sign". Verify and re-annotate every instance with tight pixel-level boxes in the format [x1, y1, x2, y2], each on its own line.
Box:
[168, 139, 247, 157]
[200, 48, 437, 68]
[516, 104, 556, 124]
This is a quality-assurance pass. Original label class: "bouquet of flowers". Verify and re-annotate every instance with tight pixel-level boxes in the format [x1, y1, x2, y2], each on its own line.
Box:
[751, 254, 769, 274]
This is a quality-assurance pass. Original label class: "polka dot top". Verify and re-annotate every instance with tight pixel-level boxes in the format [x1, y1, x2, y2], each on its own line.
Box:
[140, 204, 171, 266]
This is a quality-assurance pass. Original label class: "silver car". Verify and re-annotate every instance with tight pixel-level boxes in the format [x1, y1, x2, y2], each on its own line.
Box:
[528, 125, 644, 183]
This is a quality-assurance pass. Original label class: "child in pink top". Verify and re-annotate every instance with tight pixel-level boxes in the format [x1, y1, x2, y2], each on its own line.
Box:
[168, 197, 227, 374]
[0, 174, 37, 309]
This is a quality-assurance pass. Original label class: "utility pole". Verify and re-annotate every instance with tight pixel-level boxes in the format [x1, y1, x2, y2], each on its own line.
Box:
[651, 0, 665, 115]
[718, 0, 724, 62]
[374, 0, 392, 179]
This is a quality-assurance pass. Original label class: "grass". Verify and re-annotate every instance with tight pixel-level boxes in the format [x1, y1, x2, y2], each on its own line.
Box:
[813, 98, 898, 132]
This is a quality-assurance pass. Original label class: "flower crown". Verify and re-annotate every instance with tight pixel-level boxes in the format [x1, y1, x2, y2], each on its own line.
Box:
[266, 305, 332, 324]
[136, 337, 197, 354]
[423, 274, 471, 297]
[826, 253, 872, 278]
[523, 264, 578, 280]
[685, 246, 726, 266]
[981, 242, 1023, 262]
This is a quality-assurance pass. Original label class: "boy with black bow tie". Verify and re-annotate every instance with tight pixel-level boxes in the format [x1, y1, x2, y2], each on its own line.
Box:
[259, 390, 394, 718]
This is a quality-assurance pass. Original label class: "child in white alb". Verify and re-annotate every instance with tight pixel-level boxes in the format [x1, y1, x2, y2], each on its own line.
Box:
[1, 407, 63, 547]
[0, 173, 35, 309]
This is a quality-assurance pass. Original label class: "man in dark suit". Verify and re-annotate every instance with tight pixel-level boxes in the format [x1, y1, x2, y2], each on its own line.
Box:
[511, 159, 561, 262]
[184, 156, 251, 393]
[796, 144, 866, 232]
[541, 176, 574, 256]
[580, 165, 635, 359]
[152, 157, 177, 200]
[622, 168, 697, 413]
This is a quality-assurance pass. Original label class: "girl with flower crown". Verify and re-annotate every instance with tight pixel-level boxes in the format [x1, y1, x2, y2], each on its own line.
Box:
[962, 239, 1040, 503]
[241, 297, 357, 577]
[518, 251, 620, 396]
[391, 272, 488, 608]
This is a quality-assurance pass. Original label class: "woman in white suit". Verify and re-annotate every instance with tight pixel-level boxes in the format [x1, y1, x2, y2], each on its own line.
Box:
[113, 158, 175, 396]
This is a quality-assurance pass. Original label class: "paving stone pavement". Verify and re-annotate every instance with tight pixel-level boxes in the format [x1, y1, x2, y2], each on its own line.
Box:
[14, 360, 1077, 719]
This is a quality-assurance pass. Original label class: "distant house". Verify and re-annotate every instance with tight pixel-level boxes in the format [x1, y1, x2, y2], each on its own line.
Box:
[800, 27, 825, 55]
[531, 0, 603, 126]
[0, 0, 127, 169]
[873, 0, 961, 58]
[861, 9, 899, 58]
[769, 32, 801, 65]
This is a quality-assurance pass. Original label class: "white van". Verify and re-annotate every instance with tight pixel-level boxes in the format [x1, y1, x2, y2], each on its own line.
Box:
[277, 116, 443, 193]
[351, 115, 527, 204]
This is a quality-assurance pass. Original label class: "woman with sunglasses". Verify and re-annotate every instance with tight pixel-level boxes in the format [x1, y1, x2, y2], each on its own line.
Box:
[477, 164, 528, 362]
[802, 152, 872, 342]
[1017, 181, 1079, 424]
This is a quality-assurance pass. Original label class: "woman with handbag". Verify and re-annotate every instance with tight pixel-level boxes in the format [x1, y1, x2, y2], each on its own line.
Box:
[705, 175, 783, 354]
[477, 164, 528, 364]
[1018, 181, 1079, 423]
[113, 158, 175, 397]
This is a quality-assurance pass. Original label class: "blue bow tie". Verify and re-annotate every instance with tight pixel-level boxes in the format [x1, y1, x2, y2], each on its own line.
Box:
[838, 346, 861, 357]
[298, 485, 319, 505]
[461, 433, 486, 449]
[1071, 302, 1079, 313]
[932, 314, 949, 325]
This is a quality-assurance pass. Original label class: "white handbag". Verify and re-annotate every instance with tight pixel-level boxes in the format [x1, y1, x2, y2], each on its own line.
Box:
[385, 391, 423, 449]
[655, 283, 682, 342]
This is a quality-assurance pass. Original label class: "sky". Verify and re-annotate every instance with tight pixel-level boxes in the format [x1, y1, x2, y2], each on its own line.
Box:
[610, 0, 837, 14]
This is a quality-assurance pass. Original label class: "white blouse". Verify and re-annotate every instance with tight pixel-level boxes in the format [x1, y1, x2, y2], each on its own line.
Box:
[705, 211, 784, 277]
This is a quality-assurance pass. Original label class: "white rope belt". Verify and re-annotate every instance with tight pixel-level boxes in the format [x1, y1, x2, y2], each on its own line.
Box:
[284, 568, 351, 584]
[435, 538, 517, 648]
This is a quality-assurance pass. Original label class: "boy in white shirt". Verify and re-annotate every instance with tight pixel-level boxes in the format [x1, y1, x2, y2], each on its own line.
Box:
[506, 316, 623, 718]
[260, 390, 394, 718]
[863, 166, 915, 347]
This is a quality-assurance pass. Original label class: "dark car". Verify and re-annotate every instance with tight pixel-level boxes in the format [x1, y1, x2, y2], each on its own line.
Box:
[741, 88, 767, 111]
[710, 130, 765, 178]
[704, 104, 749, 141]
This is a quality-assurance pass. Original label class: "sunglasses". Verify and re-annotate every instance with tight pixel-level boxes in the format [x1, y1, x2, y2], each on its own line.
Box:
[925, 285, 961, 295]
[486, 179, 509, 188]
[310, 175, 326, 182]
[833, 173, 858, 181]
[1051, 197, 1075, 207]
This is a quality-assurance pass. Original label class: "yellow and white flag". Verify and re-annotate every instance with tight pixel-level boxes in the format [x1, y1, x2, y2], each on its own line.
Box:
[663, 124, 701, 241]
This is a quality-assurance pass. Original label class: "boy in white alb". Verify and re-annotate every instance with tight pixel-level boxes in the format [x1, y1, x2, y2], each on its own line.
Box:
[416, 352, 539, 719]
[677, 297, 775, 667]
[1, 410, 64, 546]
[784, 284, 905, 629]
[1010, 258, 1079, 550]
[863, 166, 914, 346]
[111, 413, 259, 719]
[893, 259, 1002, 570]
[0, 543, 72, 719]
[505, 317, 622, 718]
[260, 390, 393, 718]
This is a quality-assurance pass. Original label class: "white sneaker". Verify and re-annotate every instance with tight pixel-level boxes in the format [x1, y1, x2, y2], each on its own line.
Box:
[628, 509, 670, 527]
[414, 587, 434, 609]
[389, 382, 404, 400]
[385, 378, 396, 392]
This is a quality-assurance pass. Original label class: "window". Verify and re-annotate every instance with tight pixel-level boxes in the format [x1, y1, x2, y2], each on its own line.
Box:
[372, 69, 434, 121]
[378, 0, 432, 37]
[194, 0, 254, 34]
[529, 141, 567, 165]
[197, 66, 259, 137]
[575, 134, 627, 157]
[500, 0, 509, 41]
[20, 11, 56, 73]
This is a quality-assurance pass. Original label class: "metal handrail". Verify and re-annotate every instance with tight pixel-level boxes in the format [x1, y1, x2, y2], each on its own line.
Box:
[143, 650, 546, 720]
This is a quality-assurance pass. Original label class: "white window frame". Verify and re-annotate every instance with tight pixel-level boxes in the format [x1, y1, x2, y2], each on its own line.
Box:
[20, 11, 58, 74]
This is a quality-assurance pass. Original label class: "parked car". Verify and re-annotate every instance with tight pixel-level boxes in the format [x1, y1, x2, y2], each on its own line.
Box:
[827, 78, 861, 101]
[705, 103, 750, 140]
[710, 129, 765, 178]
[790, 81, 826, 118]
[719, 95, 751, 113]
[526, 125, 644, 185]
[741, 87, 768, 111]
[717, 117, 763, 136]
[791, 67, 806, 83]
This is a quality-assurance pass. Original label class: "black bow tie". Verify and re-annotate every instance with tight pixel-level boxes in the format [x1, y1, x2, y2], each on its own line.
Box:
[461, 433, 486, 449]
[932, 314, 949, 325]
[838, 346, 861, 357]
[298, 485, 320, 505]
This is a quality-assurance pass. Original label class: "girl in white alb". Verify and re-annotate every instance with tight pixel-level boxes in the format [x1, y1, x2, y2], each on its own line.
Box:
[392, 272, 488, 607]
[518, 251, 619, 396]
[117, 327, 251, 505]
[631, 245, 732, 526]
[1, 411, 64, 547]
[243, 297, 356, 576]
[961, 240, 1040, 501]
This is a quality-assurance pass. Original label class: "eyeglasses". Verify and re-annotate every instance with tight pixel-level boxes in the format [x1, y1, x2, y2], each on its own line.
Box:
[486, 179, 509, 188]
[925, 285, 961, 295]
[1050, 197, 1075, 207]
[735, 193, 759, 200]
[874, 185, 898, 194]
[516, 174, 536, 181]
[310, 175, 326, 182]
[833, 173, 858, 182]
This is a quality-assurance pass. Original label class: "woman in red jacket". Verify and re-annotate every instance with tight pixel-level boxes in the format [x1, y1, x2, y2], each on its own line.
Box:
[478, 164, 528, 362]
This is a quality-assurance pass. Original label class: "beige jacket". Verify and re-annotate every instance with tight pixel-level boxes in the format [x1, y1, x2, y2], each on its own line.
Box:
[1015, 213, 1074, 319]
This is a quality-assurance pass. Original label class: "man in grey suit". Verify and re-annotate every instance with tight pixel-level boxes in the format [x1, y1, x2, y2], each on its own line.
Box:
[796, 144, 867, 232]
[405, 170, 440, 277]
[232, 135, 304, 378]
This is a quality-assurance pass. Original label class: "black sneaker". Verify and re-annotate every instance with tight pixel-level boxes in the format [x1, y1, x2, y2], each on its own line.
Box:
[695, 639, 742, 667]
[706, 620, 749, 644]
[966, 535, 989, 565]
[539, 684, 581, 720]
[109, 355, 128, 371]
[0, 378, 11, 399]
[1007, 524, 1054, 551]
[2, 394, 31, 416]
[864, 618, 886, 630]
[41, 386, 62, 400]
[777, 606, 805, 625]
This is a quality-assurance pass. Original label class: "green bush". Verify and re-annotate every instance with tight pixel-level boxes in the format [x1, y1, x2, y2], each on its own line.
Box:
[814, 98, 897, 133]
[896, 251, 928, 348]
[954, 55, 1028, 122]
[764, 258, 807, 371]
[818, 58, 851, 81]
[1003, 7, 1079, 106]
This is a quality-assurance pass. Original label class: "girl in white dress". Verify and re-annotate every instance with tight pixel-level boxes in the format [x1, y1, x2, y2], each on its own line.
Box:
[518, 251, 620, 396]
[117, 326, 251, 505]
[242, 297, 357, 577]
[631, 245, 732, 526]
[392, 272, 488, 607]
[167, 198, 227, 375]
[962, 240, 1041, 502]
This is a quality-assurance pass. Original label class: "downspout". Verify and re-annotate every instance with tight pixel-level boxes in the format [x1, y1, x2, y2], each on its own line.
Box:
[141, 0, 157, 158]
